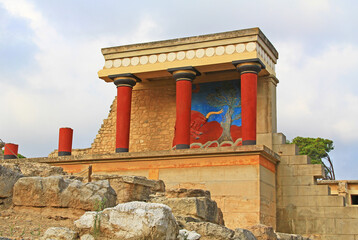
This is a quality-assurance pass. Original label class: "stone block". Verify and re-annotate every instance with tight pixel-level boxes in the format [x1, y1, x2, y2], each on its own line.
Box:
[282, 195, 345, 207]
[41, 227, 78, 240]
[0, 165, 23, 198]
[335, 219, 358, 234]
[75, 201, 179, 240]
[257, 133, 273, 149]
[273, 144, 298, 156]
[246, 224, 277, 240]
[166, 188, 210, 198]
[288, 155, 311, 165]
[273, 133, 286, 145]
[150, 196, 223, 225]
[206, 180, 258, 197]
[13, 176, 116, 210]
[277, 176, 316, 186]
[280, 185, 330, 197]
[91, 175, 165, 204]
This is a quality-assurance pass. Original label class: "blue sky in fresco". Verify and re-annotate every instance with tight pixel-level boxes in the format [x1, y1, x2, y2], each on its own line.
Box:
[192, 80, 241, 126]
[1, 0, 358, 179]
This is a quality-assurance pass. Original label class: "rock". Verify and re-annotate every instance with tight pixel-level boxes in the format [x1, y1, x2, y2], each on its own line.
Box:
[75, 201, 179, 240]
[2, 161, 66, 177]
[166, 188, 210, 198]
[178, 229, 201, 240]
[80, 234, 95, 240]
[247, 224, 277, 240]
[150, 196, 224, 225]
[234, 228, 257, 240]
[41, 227, 78, 240]
[276, 233, 312, 240]
[13, 176, 116, 210]
[181, 221, 236, 240]
[276, 232, 294, 240]
[91, 175, 165, 204]
[0, 165, 23, 198]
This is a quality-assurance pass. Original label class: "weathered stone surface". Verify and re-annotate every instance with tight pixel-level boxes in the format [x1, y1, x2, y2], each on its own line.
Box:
[80, 234, 95, 240]
[13, 176, 116, 210]
[180, 221, 236, 240]
[0, 165, 23, 198]
[166, 188, 210, 198]
[150, 196, 223, 225]
[178, 229, 201, 240]
[75, 201, 179, 240]
[247, 224, 277, 240]
[2, 161, 66, 177]
[41, 227, 78, 240]
[92, 175, 165, 204]
[234, 228, 257, 240]
[276, 233, 312, 240]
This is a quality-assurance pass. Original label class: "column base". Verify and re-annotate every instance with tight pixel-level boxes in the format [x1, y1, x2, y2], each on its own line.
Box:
[243, 140, 256, 145]
[116, 148, 129, 153]
[176, 144, 190, 149]
[4, 155, 17, 159]
[58, 151, 71, 156]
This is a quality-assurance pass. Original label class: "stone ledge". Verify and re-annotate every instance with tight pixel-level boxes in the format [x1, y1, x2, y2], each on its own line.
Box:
[25, 145, 280, 165]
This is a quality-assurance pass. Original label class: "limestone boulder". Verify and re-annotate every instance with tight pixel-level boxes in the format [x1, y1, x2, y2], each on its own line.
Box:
[13, 176, 116, 210]
[41, 227, 78, 240]
[91, 175, 165, 204]
[166, 188, 210, 198]
[247, 224, 277, 240]
[276, 233, 311, 240]
[0, 165, 23, 198]
[180, 221, 237, 240]
[150, 196, 224, 225]
[74, 201, 179, 240]
[177, 229, 201, 240]
[2, 161, 66, 177]
[234, 228, 257, 240]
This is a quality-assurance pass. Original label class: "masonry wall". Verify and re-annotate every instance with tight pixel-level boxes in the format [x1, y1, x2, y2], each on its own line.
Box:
[273, 135, 358, 240]
[90, 83, 176, 154]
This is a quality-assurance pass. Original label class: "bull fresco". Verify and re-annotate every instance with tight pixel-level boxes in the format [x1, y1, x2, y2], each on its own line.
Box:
[189, 80, 242, 148]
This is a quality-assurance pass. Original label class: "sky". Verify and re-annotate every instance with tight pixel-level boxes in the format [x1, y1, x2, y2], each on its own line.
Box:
[0, 0, 357, 179]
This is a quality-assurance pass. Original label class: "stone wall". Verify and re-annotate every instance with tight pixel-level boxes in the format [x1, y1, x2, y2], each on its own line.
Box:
[90, 83, 176, 154]
[273, 134, 358, 240]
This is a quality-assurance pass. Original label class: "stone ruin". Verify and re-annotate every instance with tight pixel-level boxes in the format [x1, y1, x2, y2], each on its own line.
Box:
[0, 161, 311, 240]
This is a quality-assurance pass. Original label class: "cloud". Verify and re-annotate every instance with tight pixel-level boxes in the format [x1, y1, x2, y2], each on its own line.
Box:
[0, 0, 162, 157]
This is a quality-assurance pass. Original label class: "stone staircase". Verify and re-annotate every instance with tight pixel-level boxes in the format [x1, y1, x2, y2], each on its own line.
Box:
[267, 133, 358, 240]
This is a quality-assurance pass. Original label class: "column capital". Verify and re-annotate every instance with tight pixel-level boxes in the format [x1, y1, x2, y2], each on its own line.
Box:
[109, 73, 141, 88]
[232, 58, 265, 75]
[168, 66, 201, 81]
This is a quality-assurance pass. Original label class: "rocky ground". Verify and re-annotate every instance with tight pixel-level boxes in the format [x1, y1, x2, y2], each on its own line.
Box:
[0, 161, 311, 240]
[0, 208, 74, 239]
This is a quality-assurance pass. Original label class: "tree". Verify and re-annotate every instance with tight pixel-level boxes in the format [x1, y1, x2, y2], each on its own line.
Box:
[206, 81, 241, 143]
[288, 137, 335, 180]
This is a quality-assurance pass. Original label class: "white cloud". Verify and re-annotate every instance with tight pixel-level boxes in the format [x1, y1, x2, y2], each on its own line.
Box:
[277, 41, 358, 144]
[0, 0, 162, 157]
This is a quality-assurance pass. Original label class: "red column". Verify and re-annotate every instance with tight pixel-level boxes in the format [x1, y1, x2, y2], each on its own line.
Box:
[58, 127, 73, 156]
[4, 143, 18, 159]
[233, 59, 264, 145]
[168, 67, 200, 149]
[109, 74, 140, 153]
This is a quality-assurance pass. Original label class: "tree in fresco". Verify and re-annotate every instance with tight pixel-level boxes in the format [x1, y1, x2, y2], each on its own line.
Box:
[206, 81, 241, 143]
